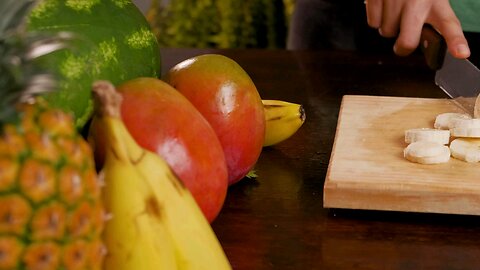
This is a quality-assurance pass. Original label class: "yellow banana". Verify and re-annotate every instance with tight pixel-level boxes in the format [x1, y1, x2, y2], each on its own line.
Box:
[263, 100, 306, 146]
[92, 81, 231, 270]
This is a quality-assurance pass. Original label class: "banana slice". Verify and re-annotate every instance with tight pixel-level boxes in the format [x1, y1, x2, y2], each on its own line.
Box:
[475, 94, 480, 119]
[434, 112, 471, 129]
[449, 138, 480, 163]
[450, 118, 480, 138]
[404, 128, 450, 145]
[404, 141, 450, 164]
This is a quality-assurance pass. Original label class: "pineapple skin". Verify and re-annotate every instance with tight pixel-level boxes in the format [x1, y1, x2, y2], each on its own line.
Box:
[0, 99, 105, 270]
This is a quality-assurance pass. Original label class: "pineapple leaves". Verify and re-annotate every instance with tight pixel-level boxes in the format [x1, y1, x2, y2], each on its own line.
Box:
[0, 0, 36, 35]
[0, 0, 37, 126]
[0, 33, 75, 126]
[0, 0, 75, 126]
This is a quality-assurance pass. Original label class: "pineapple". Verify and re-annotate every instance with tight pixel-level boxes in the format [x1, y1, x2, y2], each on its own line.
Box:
[0, 0, 104, 269]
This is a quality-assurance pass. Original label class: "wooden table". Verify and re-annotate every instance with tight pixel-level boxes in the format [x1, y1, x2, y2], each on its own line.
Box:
[160, 48, 480, 270]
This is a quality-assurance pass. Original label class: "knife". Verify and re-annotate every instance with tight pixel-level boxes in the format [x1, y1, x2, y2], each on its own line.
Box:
[420, 24, 480, 116]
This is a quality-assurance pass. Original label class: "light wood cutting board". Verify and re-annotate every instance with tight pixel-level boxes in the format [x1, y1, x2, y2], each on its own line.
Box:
[324, 95, 480, 215]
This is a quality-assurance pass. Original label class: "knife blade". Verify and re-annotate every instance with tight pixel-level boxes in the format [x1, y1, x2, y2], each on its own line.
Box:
[420, 25, 480, 116]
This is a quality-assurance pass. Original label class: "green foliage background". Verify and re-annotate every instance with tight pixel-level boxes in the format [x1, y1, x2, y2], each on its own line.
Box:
[147, 0, 296, 49]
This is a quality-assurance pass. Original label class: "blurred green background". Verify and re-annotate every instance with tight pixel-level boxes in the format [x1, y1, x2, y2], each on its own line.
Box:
[145, 0, 296, 49]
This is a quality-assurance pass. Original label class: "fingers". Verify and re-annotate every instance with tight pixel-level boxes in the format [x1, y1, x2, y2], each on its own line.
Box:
[365, 0, 469, 59]
[366, 0, 401, 38]
[366, 0, 383, 29]
[443, 27, 470, 59]
[429, 5, 470, 58]
[378, 0, 402, 38]
[394, 1, 429, 56]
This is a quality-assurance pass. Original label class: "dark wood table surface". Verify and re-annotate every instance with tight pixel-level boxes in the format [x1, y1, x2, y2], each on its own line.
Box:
[160, 48, 480, 270]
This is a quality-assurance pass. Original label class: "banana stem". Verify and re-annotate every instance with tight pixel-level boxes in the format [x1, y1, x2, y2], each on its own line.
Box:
[92, 80, 144, 163]
[92, 81, 123, 118]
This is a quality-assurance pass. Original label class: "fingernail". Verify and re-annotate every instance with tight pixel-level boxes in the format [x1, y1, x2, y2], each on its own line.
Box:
[456, 44, 470, 57]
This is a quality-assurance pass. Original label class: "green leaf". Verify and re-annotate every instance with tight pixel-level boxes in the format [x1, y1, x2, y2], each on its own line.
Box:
[245, 169, 258, 179]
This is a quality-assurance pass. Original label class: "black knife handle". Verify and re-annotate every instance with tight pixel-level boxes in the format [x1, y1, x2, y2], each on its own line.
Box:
[420, 24, 447, 70]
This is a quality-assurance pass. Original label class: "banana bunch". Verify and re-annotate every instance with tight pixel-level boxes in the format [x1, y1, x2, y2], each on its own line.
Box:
[262, 100, 306, 146]
[91, 81, 231, 270]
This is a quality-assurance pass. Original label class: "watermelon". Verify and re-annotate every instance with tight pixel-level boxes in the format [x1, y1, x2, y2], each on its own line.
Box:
[27, 0, 161, 128]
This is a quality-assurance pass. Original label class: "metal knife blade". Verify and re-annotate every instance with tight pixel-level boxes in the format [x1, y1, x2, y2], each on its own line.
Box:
[420, 25, 480, 116]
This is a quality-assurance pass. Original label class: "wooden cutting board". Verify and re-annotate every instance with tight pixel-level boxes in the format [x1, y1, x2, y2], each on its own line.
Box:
[324, 95, 480, 215]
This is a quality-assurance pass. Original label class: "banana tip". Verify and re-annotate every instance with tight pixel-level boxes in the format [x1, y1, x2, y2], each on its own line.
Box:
[299, 105, 306, 122]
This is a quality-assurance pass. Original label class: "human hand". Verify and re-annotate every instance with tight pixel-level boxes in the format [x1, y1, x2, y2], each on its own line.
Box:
[365, 0, 470, 59]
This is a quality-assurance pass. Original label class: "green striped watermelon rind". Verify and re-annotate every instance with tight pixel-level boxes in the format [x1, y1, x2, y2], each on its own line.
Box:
[28, 0, 161, 128]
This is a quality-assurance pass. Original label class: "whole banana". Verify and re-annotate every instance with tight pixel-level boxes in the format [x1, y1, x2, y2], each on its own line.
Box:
[92, 81, 231, 270]
[263, 100, 306, 146]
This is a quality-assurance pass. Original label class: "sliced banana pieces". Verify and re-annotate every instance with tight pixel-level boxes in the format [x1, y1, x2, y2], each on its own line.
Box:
[404, 97, 480, 164]
[404, 128, 450, 145]
[434, 112, 471, 130]
[450, 118, 480, 138]
[475, 94, 480, 119]
[404, 141, 451, 164]
[450, 138, 480, 163]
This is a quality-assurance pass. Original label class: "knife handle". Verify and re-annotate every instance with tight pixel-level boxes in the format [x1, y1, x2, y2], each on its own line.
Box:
[420, 24, 447, 70]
